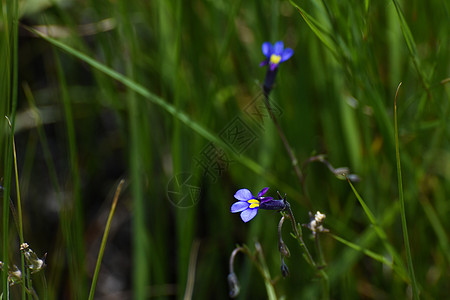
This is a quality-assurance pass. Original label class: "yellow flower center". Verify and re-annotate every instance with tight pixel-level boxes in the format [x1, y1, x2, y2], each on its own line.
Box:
[270, 54, 281, 65]
[248, 199, 260, 208]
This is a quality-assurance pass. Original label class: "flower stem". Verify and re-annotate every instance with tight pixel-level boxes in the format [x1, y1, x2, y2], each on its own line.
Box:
[283, 205, 330, 299]
[315, 234, 329, 300]
[262, 84, 311, 208]
[284, 206, 315, 267]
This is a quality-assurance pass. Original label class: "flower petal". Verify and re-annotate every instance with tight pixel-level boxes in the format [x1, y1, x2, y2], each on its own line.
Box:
[262, 42, 272, 57]
[240, 208, 258, 222]
[231, 201, 249, 213]
[281, 48, 294, 62]
[274, 41, 284, 55]
[234, 189, 254, 201]
[257, 187, 269, 198]
[260, 197, 273, 202]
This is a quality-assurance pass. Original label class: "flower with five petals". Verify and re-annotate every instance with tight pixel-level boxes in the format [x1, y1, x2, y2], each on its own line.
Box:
[260, 41, 294, 71]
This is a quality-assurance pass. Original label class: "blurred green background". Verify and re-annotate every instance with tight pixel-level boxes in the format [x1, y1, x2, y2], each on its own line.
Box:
[1, 0, 449, 299]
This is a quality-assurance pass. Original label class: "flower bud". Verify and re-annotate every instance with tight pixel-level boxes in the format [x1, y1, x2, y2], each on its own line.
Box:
[280, 259, 289, 277]
[279, 242, 290, 258]
[259, 199, 286, 211]
[227, 272, 240, 298]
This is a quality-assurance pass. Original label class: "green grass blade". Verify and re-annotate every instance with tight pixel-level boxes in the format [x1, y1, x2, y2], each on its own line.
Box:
[394, 84, 419, 299]
[54, 49, 87, 299]
[116, 1, 151, 296]
[421, 199, 450, 264]
[88, 180, 124, 300]
[23, 25, 300, 200]
[1, 6, 11, 299]
[254, 243, 277, 300]
[391, 0, 430, 97]
[346, 178, 410, 282]
[22, 83, 62, 194]
[1, 0, 19, 295]
[330, 233, 409, 280]
[289, 0, 338, 58]
[346, 179, 377, 225]
[9, 118, 27, 299]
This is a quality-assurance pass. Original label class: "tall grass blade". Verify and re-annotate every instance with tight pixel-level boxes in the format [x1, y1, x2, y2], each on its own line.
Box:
[1, 0, 19, 295]
[23, 25, 300, 199]
[394, 83, 419, 299]
[391, 0, 430, 97]
[289, 0, 338, 58]
[88, 180, 125, 300]
[346, 178, 410, 282]
[54, 49, 87, 299]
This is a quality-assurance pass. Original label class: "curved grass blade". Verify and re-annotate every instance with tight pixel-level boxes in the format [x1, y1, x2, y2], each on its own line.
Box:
[346, 178, 410, 284]
[330, 233, 408, 282]
[289, 0, 338, 59]
[23, 25, 301, 200]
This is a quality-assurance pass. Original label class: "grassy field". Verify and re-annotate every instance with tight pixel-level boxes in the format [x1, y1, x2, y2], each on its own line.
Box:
[1, 0, 449, 299]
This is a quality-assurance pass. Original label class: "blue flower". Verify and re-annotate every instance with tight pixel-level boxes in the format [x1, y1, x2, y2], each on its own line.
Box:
[260, 41, 294, 71]
[231, 188, 273, 222]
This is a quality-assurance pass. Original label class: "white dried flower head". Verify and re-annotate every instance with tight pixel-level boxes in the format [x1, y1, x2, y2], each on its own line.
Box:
[20, 243, 29, 251]
[21, 243, 46, 273]
[315, 211, 326, 223]
[305, 211, 329, 236]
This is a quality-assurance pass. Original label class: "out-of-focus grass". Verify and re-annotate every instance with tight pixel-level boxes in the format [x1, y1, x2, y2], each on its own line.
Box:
[0, 0, 449, 299]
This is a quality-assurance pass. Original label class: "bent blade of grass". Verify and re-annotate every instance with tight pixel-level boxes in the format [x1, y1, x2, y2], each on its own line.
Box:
[289, 0, 338, 59]
[346, 178, 409, 281]
[23, 25, 301, 200]
[327, 202, 412, 285]
[330, 233, 408, 282]
[391, 0, 430, 97]
[394, 84, 419, 299]
[88, 180, 125, 300]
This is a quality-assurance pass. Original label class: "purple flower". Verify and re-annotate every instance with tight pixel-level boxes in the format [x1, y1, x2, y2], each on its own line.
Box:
[231, 188, 273, 223]
[260, 41, 294, 71]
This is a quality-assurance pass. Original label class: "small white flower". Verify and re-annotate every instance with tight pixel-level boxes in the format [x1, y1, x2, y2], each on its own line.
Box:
[305, 211, 329, 236]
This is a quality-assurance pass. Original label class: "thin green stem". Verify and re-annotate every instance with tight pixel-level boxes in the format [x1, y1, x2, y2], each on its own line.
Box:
[264, 90, 312, 208]
[10, 118, 27, 299]
[254, 242, 277, 300]
[230, 245, 278, 299]
[394, 83, 419, 299]
[285, 207, 315, 267]
[315, 234, 329, 300]
[262, 93, 311, 209]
